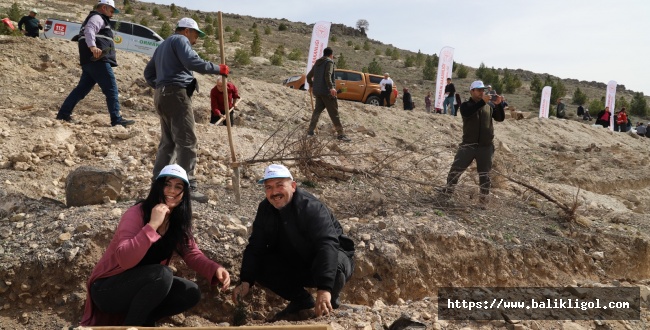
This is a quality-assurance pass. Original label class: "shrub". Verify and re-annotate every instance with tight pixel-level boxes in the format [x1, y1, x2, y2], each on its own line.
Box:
[251, 22, 257, 29]
[151, 7, 160, 17]
[374, 49, 381, 56]
[8, 3, 21, 21]
[415, 50, 425, 67]
[630, 92, 649, 116]
[330, 35, 337, 42]
[264, 26, 271, 35]
[251, 30, 261, 56]
[274, 45, 285, 56]
[203, 38, 218, 55]
[204, 16, 212, 25]
[278, 23, 288, 31]
[336, 53, 347, 69]
[617, 96, 630, 111]
[501, 69, 522, 93]
[270, 54, 283, 66]
[390, 48, 400, 60]
[191, 13, 200, 22]
[384, 48, 392, 56]
[404, 55, 415, 68]
[157, 13, 166, 21]
[363, 40, 370, 51]
[353, 44, 360, 51]
[288, 48, 302, 61]
[367, 58, 382, 75]
[229, 28, 241, 42]
[124, 6, 134, 14]
[572, 87, 587, 105]
[234, 49, 251, 66]
[588, 99, 605, 115]
[225, 26, 232, 32]
[170, 6, 179, 18]
[203, 24, 214, 36]
[139, 17, 149, 27]
[422, 55, 437, 80]
[347, 40, 353, 47]
[456, 64, 469, 78]
[158, 22, 172, 39]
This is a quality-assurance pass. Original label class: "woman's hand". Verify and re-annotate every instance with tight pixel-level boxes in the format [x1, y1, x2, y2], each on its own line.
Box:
[149, 203, 170, 230]
[215, 267, 230, 291]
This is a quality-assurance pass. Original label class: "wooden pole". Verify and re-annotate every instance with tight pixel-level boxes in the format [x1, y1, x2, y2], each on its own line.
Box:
[217, 11, 241, 205]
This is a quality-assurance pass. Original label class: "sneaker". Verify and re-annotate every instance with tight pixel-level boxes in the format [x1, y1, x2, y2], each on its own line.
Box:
[307, 130, 314, 136]
[272, 296, 315, 321]
[330, 271, 346, 309]
[337, 134, 351, 142]
[56, 115, 77, 124]
[190, 189, 209, 203]
[112, 118, 135, 127]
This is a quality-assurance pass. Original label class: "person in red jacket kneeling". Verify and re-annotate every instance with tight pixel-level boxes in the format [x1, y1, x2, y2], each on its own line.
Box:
[210, 76, 242, 125]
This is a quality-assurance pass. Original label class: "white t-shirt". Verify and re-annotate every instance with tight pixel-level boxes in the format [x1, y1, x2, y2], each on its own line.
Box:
[380, 78, 394, 92]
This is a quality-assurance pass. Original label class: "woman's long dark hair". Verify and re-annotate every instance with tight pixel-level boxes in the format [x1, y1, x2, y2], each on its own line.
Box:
[138, 177, 194, 253]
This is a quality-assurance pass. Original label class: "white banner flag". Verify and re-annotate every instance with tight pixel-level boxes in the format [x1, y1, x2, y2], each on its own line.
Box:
[605, 80, 617, 131]
[539, 86, 552, 118]
[304, 21, 331, 90]
[434, 46, 454, 110]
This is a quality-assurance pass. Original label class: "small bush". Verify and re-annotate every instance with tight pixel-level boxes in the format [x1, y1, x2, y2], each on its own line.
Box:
[270, 54, 283, 66]
[152, 7, 160, 17]
[139, 17, 149, 27]
[225, 26, 232, 32]
[374, 49, 381, 56]
[124, 6, 134, 14]
[367, 58, 382, 75]
[157, 13, 166, 21]
[158, 22, 172, 39]
[203, 24, 214, 36]
[363, 40, 370, 51]
[354, 44, 360, 51]
[204, 16, 212, 25]
[330, 35, 337, 42]
[278, 23, 288, 31]
[251, 22, 257, 29]
[572, 87, 587, 105]
[456, 64, 469, 79]
[347, 40, 353, 46]
[288, 48, 302, 61]
[234, 49, 251, 66]
[251, 30, 261, 56]
[8, 3, 21, 21]
[264, 26, 271, 35]
[229, 28, 241, 42]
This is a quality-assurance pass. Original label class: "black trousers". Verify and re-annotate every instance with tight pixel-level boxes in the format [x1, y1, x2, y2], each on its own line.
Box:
[381, 90, 392, 107]
[446, 144, 495, 195]
[90, 264, 201, 326]
[255, 251, 354, 303]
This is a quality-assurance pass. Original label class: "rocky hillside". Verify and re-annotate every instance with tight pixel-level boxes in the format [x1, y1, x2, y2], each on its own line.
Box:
[0, 3, 650, 330]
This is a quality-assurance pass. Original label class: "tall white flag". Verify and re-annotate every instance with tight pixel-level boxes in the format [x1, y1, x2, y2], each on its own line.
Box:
[539, 86, 552, 118]
[605, 80, 617, 131]
[304, 21, 331, 90]
[434, 46, 454, 110]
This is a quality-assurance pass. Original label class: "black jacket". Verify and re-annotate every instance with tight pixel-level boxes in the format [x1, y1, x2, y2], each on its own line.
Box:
[459, 98, 505, 146]
[240, 188, 354, 292]
[306, 56, 335, 96]
[77, 11, 117, 67]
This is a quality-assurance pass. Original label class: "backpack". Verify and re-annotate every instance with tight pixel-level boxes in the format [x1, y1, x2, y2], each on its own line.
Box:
[384, 83, 392, 93]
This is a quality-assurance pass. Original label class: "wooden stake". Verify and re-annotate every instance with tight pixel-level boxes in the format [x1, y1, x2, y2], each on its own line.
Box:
[218, 11, 241, 205]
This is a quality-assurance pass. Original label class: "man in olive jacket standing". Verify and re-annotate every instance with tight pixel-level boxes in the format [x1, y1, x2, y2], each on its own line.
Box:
[232, 164, 355, 320]
[442, 81, 505, 204]
[306, 47, 350, 142]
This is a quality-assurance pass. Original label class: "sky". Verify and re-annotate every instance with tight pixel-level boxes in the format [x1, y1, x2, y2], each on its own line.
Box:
[145, 0, 650, 96]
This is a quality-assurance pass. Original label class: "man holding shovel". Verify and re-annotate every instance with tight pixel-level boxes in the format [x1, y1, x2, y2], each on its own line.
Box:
[144, 17, 230, 203]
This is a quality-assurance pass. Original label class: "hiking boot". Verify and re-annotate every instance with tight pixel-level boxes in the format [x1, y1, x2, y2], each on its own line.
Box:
[307, 130, 315, 137]
[330, 271, 346, 309]
[56, 115, 77, 124]
[479, 194, 489, 209]
[272, 296, 315, 321]
[190, 188, 209, 203]
[337, 134, 351, 142]
[112, 118, 135, 127]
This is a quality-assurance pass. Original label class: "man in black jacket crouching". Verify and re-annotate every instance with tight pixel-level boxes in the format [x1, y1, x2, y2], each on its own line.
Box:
[232, 164, 355, 320]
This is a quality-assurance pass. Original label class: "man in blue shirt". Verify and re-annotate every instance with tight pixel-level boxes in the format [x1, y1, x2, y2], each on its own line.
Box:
[18, 9, 42, 38]
[144, 17, 230, 203]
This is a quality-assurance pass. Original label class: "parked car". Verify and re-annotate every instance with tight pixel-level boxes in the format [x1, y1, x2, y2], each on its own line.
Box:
[282, 69, 398, 106]
[41, 18, 163, 56]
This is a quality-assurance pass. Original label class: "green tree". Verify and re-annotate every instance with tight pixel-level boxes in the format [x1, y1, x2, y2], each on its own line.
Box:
[588, 99, 605, 115]
[617, 96, 630, 111]
[390, 48, 400, 60]
[204, 16, 212, 25]
[629, 92, 648, 116]
[530, 75, 542, 92]
[158, 22, 172, 39]
[347, 40, 353, 47]
[415, 50, 425, 67]
[264, 26, 271, 35]
[353, 44, 360, 51]
[367, 58, 382, 75]
[274, 45, 285, 56]
[191, 13, 200, 22]
[278, 23, 288, 31]
[572, 87, 588, 105]
[225, 26, 232, 32]
[288, 48, 302, 61]
[531, 75, 566, 107]
[170, 3, 178, 18]
[422, 55, 437, 80]
[152, 7, 160, 17]
[384, 48, 392, 56]
[336, 53, 348, 69]
[139, 17, 149, 27]
[374, 49, 381, 56]
[169, 3, 176, 12]
[157, 13, 166, 21]
[8, 3, 21, 21]
[203, 24, 214, 36]
[234, 49, 251, 66]
[250, 30, 261, 56]
[251, 22, 257, 29]
[501, 69, 522, 93]
[404, 55, 415, 68]
[363, 40, 370, 51]
[330, 35, 337, 42]
[124, 6, 134, 14]
[229, 28, 241, 42]
[456, 64, 469, 79]
[270, 54, 283, 66]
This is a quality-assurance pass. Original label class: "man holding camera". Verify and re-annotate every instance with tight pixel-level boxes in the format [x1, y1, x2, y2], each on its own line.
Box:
[441, 80, 505, 206]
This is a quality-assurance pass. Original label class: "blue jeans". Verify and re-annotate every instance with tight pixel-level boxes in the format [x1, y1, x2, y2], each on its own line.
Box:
[58, 61, 122, 125]
[443, 96, 455, 115]
[90, 264, 201, 326]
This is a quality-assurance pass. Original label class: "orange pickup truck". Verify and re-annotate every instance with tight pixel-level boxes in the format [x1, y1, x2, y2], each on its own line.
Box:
[283, 69, 398, 106]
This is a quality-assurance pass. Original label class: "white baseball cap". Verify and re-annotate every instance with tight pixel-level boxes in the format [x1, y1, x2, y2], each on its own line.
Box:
[258, 164, 293, 184]
[469, 80, 488, 90]
[177, 17, 206, 38]
[30, 9, 38, 14]
[97, 0, 119, 13]
[157, 164, 189, 185]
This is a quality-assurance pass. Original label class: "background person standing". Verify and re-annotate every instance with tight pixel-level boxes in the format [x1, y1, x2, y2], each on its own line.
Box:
[144, 17, 230, 203]
[306, 47, 350, 142]
[379, 73, 394, 107]
[18, 9, 42, 38]
[443, 78, 456, 115]
[56, 0, 135, 127]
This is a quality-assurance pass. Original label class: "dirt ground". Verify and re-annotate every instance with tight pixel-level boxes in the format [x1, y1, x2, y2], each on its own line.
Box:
[1, 30, 650, 330]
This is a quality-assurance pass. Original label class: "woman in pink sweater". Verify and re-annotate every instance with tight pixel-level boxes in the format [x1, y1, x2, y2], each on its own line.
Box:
[80, 164, 230, 326]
